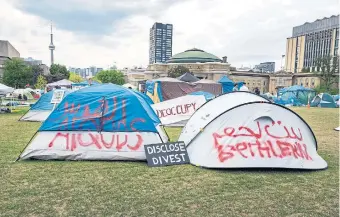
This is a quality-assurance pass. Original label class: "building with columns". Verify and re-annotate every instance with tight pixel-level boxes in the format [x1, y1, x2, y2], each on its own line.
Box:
[132, 47, 326, 95]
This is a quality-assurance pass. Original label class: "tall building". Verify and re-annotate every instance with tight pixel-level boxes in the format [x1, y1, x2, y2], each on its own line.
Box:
[285, 15, 339, 73]
[49, 24, 55, 66]
[149, 22, 173, 64]
[254, 62, 275, 73]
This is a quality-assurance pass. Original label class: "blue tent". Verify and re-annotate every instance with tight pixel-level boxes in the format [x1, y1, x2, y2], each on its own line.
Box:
[275, 85, 316, 106]
[30, 90, 72, 111]
[311, 93, 338, 108]
[20, 89, 73, 122]
[189, 91, 215, 101]
[218, 76, 234, 93]
[41, 84, 160, 132]
[18, 83, 168, 161]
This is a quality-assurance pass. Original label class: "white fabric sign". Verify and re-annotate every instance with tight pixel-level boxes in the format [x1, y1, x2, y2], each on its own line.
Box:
[20, 131, 164, 161]
[51, 90, 65, 104]
[151, 95, 206, 125]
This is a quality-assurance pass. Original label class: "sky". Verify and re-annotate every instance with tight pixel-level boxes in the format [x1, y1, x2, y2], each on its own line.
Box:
[0, 0, 339, 70]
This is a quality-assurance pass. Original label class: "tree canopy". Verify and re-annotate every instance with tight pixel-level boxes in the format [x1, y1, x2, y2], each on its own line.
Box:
[312, 55, 339, 91]
[167, 66, 191, 78]
[69, 72, 84, 83]
[35, 75, 47, 89]
[3, 58, 33, 88]
[50, 64, 69, 78]
[95, 70, 125, 85]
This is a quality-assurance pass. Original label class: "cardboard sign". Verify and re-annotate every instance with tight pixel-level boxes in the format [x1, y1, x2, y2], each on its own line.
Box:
[144, 141, 190, 167]
[151, 95, 206, 125]
[51, 90, 65, 104]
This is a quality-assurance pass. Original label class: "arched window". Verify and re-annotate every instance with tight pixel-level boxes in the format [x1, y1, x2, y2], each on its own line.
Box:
[311, 78, 315, 87]
[305, 78, 309, 87]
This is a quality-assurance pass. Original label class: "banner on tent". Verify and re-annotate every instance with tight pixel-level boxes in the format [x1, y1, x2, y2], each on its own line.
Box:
[151, 95, 206, 125]
[51, 90, 65, 104]
[144, 141, 190, 167]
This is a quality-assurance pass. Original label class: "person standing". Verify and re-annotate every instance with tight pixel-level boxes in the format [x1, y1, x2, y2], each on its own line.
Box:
[232, 83, 238, 91]
[254, 87, 260, 95]
[239, 82, 249, 91]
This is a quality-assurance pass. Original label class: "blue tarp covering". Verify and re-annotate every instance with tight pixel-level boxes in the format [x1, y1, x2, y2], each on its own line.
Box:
[189, 91, 215, 100]
[30, 90, 72, 111]
[218, 76, 234, 93]
[72, 80, 100, 86]
[145, 80, 155, 95]
[40, 84, 160, 132]
[275, 85, 316, 106]
[132, 90, 154, 105]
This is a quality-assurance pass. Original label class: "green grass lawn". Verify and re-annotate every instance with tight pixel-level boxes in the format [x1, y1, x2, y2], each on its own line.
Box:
[0, 107, 339, 216]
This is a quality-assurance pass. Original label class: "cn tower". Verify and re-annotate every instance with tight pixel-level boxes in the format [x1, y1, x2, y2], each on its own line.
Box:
[49, 23, 55, 66]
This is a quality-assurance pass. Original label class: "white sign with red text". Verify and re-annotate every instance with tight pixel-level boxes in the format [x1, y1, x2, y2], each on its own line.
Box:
[151, 95, 206, 125]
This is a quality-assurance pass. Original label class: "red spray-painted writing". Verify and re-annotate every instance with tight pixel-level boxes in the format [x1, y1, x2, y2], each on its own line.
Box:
[212, 121, 313, 162]
[156, 103, 197, 118]
[52, 97, 146, 131]
[48, 132, 143, 151]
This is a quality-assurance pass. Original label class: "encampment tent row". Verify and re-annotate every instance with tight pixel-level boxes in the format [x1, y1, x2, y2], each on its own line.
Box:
[19, 89, 73, 122]
[16, 84, 328, 171]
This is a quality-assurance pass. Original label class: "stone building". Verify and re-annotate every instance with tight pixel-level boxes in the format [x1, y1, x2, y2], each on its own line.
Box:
[0, 40, 20, 80]
[139, 48, 325, 94]
[145, 48, 230, 81]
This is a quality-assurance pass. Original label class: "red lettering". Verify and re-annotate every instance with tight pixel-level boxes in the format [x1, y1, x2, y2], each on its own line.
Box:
[211, 120, 313, 163]
[116, 135, 128, 151]
[47, 132, 145, 152]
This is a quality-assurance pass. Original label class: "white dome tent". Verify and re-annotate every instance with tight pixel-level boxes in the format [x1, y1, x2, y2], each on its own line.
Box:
[179, 91, 270, 146]
[179, 92, 327, 170]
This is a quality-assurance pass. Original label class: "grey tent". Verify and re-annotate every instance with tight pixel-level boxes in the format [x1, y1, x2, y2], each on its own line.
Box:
[47, 79, 74, 88]
[177, 72, 200, 82]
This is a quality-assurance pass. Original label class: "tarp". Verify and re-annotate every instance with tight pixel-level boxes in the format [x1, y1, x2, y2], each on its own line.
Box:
[0, 83, 14, 95]
[275, 85, 316, 106]
[194, 79, 217, 84]
[13, 89, 33, 100]
[179, 92, 327, 170]
[151, 95, 206, 126]
[47, 79, 74, 87]
[189, 91, 215, 101]
[18, 84, 168, 161]
[311, 93, 337, 108]
[177, 73, 200, 82]
[218, 75, 234, 93]
[123, 83, 137, 89]
[20, 89, 73, 122]
[72, 80, 100, 87]
[146, 79, 222, 103]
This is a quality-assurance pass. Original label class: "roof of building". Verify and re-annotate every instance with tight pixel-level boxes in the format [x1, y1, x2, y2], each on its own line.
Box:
[166, 48, 222, 63]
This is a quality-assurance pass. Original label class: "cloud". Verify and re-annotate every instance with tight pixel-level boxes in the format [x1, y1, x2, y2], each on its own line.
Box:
[0, 0, 338, 70]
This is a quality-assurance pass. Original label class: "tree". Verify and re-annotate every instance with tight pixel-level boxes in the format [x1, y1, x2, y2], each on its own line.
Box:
[35, 75, 47, 89]
[44, 73, 66, 83]
[69, 72, 84, 83]
[313, 55, 339, 91]
[3, 58, 33, 88]
[301, 67, 310, 73]
[31, 65, 44, 85]
[167, 66, 191, 78]
[50, 64, 69, 78]
[95, 70, 125, 84]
